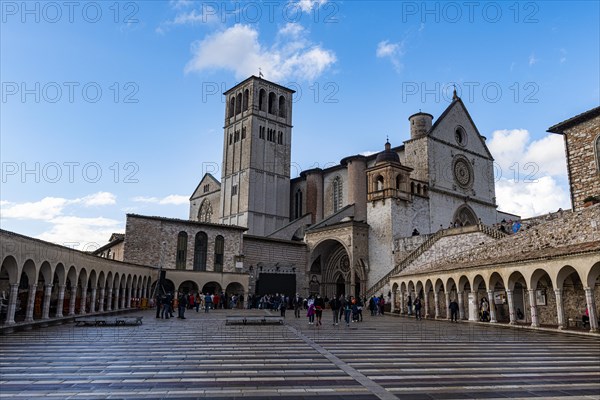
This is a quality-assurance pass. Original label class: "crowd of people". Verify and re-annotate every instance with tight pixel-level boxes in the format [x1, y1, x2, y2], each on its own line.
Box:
[155, 291, 245, 319]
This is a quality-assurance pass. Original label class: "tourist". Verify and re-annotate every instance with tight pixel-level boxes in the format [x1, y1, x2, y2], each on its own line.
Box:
[582, 307, 590, 328]
[161, 293, 172, 319]
[293, 293, 303, 318]
[379, 295, 385, 316]
[449, 298, 459, 322]
[414, 297, 422, 320]
[480, 298, 489, 322]
[306, 297, 315, 325]
[314, 295, 324, 326]
[343, 297, 352, 326]
[204, 293, 212, 313]
[412, 228, 420, 236]
[407, 295, 413, 315]
[178, 292, 187, 319]
[329, 295, 340, 325]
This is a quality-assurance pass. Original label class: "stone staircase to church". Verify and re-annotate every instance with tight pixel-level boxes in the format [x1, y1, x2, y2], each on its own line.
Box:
[365, 224, 506, 298]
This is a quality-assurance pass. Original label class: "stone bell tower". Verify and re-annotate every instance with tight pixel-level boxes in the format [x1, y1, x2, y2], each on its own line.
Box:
[220, 76, 295, 236]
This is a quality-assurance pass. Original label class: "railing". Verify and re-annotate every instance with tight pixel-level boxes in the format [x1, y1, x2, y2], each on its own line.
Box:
[365, 224, 507, 298]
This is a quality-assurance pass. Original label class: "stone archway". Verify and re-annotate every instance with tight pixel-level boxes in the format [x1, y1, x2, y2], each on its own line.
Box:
[453, 204, 478, 226]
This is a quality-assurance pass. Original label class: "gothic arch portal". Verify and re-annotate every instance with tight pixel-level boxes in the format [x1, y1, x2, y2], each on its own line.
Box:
[453, 204, 478, 226]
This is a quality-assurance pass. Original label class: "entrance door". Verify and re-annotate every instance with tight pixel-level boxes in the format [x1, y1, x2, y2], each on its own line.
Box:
[336, 275, 345, 298]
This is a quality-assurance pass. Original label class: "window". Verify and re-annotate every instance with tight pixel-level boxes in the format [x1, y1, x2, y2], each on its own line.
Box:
[333, 176, 343, 212]
[193, 231, 207, 271]
[229, 133, 233, 145]
[259, 89, 266, 111]
[214, 235, 224, 272]
[236, 93, 242, 115]
[242, 126, 246, 139]
[228, 97, 235, 118]
[294, 189, 303, 219]
[277, 131, 283, 145]
[268, 92, 276, 114]
[176, 231, 188, 270]
[198, 199, 212, 222]
[278, 95, 286, 118]
[243, 89, 249, 111]
[259, 126, 265, 139]
[203, 184, 210, 193]
[376, 175, 384, 191]
[234, 130, 239, 142]
[596, 135, 600, 172]
[232, 185, 238, 196]
[455, 126, 467, 146]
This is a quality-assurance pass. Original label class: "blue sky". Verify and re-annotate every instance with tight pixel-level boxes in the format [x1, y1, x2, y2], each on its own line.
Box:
[1, 0, 599, 249]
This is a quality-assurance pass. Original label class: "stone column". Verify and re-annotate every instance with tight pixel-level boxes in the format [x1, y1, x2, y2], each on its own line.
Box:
[423, 291, 430, 319]
[457, 291, 465, 320]
[42, 284, 53, 319]
[399, 290, 405, 315]
[528, 289, 539, 327]
[79, 286, 88, 315]
[56, 285, 66, 318]
[506, 289, 516, 324]
[5, 283, 19, 324]
[106, 287, 113, 311]
[141, 285, 146, 300]
[127, 287, 132, 308]
[434, 291, 440, 319]
[90, 288, 97, 313]
[24, 284, 38, 322]
[114, 288, 120, 310]
[120, 287, 126, 309]
[468, 291, 478, 321]
[487, 290, 497, 323]
[584, 287, 599, 332]
[98, 287, 106, 312]
[445, 292, 451, 320]
[68, 286, 77, 316]
[390, 289, 396, 313]
[554, 288, 565, 329]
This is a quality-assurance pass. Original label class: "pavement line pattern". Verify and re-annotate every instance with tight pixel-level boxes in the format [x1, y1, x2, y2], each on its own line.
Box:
[285, 323, 399, 400]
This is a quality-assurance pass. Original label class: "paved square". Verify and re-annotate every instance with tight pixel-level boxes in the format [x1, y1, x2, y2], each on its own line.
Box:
[1, 309, 599, 399]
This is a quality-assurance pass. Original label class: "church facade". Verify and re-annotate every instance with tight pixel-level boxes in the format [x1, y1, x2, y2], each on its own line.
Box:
[189, 76, 516, 298]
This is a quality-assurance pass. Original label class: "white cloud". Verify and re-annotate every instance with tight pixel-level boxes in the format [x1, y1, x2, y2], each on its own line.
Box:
[528, 53, 538, 66]
[487, 129, 569, 217]
[185, 23, 336, 81]
[1, 197, 70, 220]
[296, 0, 328, 13]
[360, 150, 378, 157]
[36, 216, 122, 251]
[376, 40, 404, 73]
[495, 176, 569, 218]
[169, 0, 193, 9]
[132, 195, 188, 205]
[80, 192, 117, 206]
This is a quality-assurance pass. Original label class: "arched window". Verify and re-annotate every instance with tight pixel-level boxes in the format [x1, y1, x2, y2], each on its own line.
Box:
[228, 97, 235, 118]
[236, 93, 242, 115]
[176, 231, 188, 270]
[376, 175, 384, 191]
[278, 95, 286, 118]
[333, 176, 343, 212]
[258, 89, 266, 111]
[193, 232, 208, 271]
[243, 89, 249, 111]
[411, 181, 415, 193]
[294, 189, 303, 219]
[395, 174, 402, 190]
[453, 205, 477, 226]
[198, 199, 213, 223]
[214, 235, 224, 272]
[268, 92, 277, 114]
[277, 131, 283, 144]
[596, 135, 600, 172]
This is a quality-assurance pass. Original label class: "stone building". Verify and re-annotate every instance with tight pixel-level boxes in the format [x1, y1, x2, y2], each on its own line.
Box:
[190, 78, 517, 299]
[548, 106, 600, 210]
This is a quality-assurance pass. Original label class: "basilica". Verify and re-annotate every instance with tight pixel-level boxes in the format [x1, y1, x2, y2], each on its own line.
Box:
[1, 76, 598, 333]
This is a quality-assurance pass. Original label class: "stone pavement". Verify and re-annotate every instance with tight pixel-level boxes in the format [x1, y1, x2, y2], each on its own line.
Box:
[1, 309, 599, 399]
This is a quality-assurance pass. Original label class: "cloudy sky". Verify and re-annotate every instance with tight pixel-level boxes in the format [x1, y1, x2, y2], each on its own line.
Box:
[1, 0, 599, 249]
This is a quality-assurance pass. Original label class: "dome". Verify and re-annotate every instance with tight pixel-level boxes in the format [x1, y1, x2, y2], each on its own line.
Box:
[375, 140, 400, 165]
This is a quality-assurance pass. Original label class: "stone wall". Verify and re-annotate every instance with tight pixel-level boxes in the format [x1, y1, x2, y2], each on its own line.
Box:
[243, 236, 308, 295]
[123, 214, 244, 272]
[563, 114, 600, 210]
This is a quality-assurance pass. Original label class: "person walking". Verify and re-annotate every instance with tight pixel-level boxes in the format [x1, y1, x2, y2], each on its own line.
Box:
[314, 295, 325, 326]
[414, 297, 422, 320]
[344, 297, 352, 326]
[306, 298, 315, 325]
[293, 293, 303, 318]
[178, 292, 187, 319]
[449, 298, 459, 322]
[204, 293, 212, 313]
[407, 295, 413, 316]
[329, 296, 340, 325]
